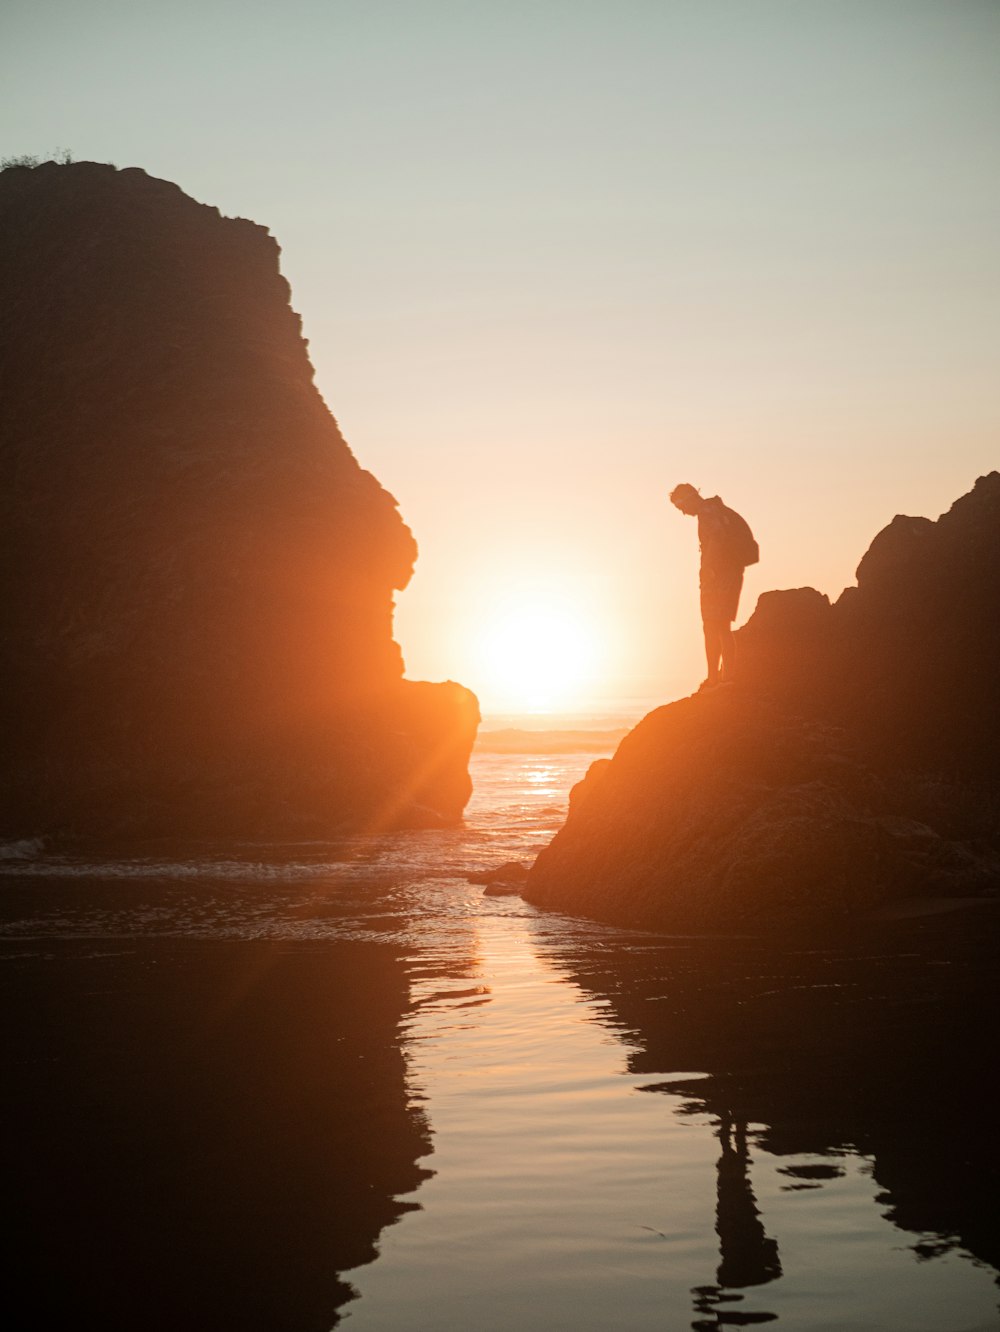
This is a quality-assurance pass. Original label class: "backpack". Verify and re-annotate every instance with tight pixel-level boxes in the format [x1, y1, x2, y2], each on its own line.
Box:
[722, 505, 760, 567]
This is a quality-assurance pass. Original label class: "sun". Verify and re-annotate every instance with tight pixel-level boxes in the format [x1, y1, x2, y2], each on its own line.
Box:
[473, 599, 602, 713]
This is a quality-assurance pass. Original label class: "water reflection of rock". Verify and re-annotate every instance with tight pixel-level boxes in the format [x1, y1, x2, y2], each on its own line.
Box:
[541, 909, 1000, 1319]
[0, 936, 433, 1329]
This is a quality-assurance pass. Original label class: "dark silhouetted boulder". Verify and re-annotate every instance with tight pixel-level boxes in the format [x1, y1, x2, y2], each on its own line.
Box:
[467, 860, 529, 893]
[527, 474, 1000, 931]
[0, 161, 478, 838]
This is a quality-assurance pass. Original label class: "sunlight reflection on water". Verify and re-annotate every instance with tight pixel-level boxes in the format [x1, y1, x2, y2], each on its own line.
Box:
[346, 903, 1000, 1332]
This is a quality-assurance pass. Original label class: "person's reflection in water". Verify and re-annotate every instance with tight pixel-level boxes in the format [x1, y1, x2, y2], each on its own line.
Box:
[691, 1113, 781, 1328]
[716, 1114, 782, 1288]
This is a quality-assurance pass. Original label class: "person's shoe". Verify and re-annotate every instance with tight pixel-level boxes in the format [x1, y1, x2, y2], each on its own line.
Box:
[697, 677, 721, 693]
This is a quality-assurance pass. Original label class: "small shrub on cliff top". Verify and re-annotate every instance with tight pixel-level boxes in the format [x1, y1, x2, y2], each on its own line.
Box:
[1, 147, 74, 170]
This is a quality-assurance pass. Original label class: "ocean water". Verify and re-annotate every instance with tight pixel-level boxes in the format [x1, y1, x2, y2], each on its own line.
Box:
[1, 723, 998, 1331]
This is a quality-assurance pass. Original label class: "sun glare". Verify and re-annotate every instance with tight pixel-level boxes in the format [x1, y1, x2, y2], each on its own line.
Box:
[473, 599, 602, 713]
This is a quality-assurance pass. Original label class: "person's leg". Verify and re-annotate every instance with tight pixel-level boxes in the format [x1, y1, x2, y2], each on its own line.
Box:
[703, 619, 722, 684]
[720, 573, 744, 683]
[719, 623, 735, 682]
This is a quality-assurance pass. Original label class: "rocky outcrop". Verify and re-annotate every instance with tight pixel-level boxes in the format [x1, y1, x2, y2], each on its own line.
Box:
[0, 161, 478, 838]
[526, 474, 1000, 930]
[738, 473, 1000, 780]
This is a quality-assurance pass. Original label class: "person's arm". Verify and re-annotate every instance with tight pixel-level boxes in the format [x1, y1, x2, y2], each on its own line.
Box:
[699, 511, 727, 577]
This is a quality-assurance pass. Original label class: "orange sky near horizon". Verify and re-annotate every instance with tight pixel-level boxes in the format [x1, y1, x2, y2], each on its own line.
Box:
[3, 1, 998, 716]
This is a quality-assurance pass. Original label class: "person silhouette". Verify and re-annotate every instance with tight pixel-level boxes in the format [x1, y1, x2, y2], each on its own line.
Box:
[669, 484, 757, 691]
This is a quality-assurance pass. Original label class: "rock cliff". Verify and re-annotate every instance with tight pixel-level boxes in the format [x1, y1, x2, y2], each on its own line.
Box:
[526, 474, 1000, 930]
[0, 161, 478, 838]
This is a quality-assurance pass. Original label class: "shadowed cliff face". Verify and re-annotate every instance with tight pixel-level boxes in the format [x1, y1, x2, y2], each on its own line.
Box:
[0, 161, 477, 837]
[527, 474, 1000, 930]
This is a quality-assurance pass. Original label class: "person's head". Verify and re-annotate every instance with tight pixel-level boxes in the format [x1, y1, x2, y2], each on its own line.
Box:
[669, 483, 702, 516]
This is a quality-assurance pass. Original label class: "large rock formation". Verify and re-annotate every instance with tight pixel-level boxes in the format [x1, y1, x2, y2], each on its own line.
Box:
[0, 161, 478, 838]
[526, 474, 1000, 930]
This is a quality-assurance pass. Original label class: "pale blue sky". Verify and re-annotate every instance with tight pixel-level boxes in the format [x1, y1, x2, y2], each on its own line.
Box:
[4, 1, 998, 708]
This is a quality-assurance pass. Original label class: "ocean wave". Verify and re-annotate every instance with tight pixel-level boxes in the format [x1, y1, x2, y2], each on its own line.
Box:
[0, 856, 396, 883]
[475, 727, 627, 754]
[0, 837, 46, 861]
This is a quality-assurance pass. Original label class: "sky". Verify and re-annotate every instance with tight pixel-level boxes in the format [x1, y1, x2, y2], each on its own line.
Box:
[3, 0, 998, 714]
